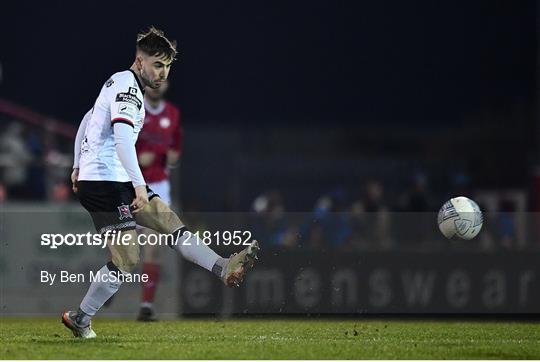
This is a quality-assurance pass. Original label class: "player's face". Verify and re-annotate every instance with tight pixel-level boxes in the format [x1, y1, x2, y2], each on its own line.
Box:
[137, 54, 173, 89]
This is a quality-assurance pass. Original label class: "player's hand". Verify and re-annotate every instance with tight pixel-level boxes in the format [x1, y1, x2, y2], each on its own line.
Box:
[166, 150, 180, 167]
[138, 152, 156, 167]
[131, 185, 149, 213]
[71, 168, 79, 194]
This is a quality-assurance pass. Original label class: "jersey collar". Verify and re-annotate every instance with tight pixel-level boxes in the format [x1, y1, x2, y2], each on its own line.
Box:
[145, 100, 166, 115]
[128, 69, 145, 95]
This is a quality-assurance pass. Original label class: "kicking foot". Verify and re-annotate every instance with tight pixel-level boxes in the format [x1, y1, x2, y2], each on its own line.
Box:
[61, 311, 96, 339]
[222, 240, 260, 287]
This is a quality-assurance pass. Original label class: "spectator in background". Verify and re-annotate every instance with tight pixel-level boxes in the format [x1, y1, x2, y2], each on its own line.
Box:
[450, 171, 473, 199]
[303, 188, 352, 251]
[51, 182, 71, 202]
[350, 180, 392, 250]
[44, 128, 73, 201]
[497, 199, 517, 249]
[0, 123, 33, 199]
[397, 172, 434, 249]
[0, 183, 6, 202]
[402, 172, 430, 212]
[251, 190, 298, 249]
[25, 128, 47, 200]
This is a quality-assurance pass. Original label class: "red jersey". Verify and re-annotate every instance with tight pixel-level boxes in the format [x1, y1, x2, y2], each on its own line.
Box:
[136, 100, 183, 183]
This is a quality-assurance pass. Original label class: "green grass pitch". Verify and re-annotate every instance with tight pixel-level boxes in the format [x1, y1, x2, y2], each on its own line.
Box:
[1, 318, 539, 359]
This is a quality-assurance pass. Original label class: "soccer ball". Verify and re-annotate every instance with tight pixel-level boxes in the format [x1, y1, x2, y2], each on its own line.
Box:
[437, 196, 483, 240]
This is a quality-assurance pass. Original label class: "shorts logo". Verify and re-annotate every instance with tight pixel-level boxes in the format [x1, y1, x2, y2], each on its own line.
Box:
[117, 204, 132, 220]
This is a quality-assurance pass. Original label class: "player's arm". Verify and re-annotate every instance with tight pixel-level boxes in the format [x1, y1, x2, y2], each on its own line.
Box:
[113, 122, 148, 212]
[71, 108, 92, 193]
[110, 85, 148, 212]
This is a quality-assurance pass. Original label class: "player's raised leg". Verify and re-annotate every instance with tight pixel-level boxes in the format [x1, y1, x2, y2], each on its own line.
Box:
[135, 197, 259, 286]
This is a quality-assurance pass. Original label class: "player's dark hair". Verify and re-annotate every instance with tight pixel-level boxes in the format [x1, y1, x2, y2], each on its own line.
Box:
[136, 26, 177, 61]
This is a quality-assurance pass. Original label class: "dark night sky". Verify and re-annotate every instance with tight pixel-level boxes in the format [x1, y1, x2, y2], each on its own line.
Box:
[0, 0, 536, 126]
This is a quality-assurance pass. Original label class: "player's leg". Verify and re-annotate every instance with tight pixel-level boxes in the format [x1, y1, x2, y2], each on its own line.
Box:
[62, 229, 140, 338]
[135, 196, 223, 271]
[135, 196, 259, 286]
[80, 229, 140, 314]
[62, 181, 140, 338]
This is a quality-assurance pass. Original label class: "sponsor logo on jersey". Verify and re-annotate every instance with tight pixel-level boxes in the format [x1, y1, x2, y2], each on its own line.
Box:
[117, 204, 133, 220]
[129, 87, 138, 95]
[115, 92, 142, 110]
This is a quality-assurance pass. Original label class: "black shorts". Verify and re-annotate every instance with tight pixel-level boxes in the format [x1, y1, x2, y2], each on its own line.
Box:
[77, 181, 159, 234]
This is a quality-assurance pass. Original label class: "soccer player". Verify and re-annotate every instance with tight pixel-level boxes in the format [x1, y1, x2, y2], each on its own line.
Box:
[136, 79, 182, 321]
[63, 27, 259, 339]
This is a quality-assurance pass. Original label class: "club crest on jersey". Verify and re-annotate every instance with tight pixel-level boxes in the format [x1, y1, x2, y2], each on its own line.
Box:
[160, 117, 171, 128]
[117, 204, 132, 220]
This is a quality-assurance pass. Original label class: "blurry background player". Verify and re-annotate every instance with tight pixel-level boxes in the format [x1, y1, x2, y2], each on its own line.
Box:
[136, 79, 183, 321]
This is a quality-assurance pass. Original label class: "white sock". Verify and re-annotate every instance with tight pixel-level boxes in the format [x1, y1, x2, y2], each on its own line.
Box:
[79, 262, 123, 316]
[171, 227, 223, 272]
